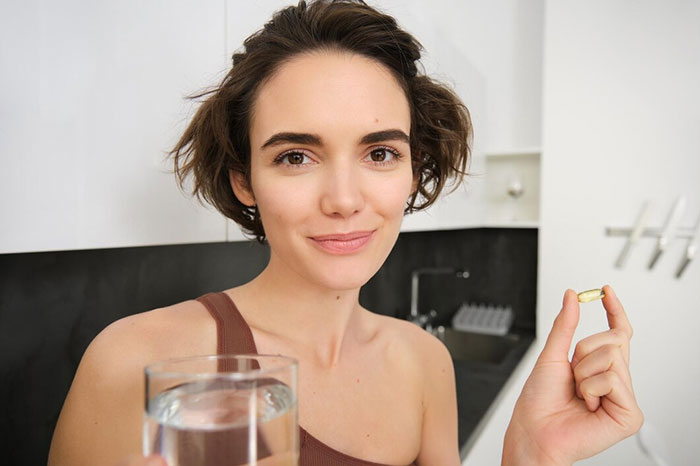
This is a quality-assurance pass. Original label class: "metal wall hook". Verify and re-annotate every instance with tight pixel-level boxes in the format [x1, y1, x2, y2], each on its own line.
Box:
[606, 226, 698, 239]
[606, 196, 697, 278]
[648, 196, 686, 270]
[615, 201, 652, 269]
[676, 214, 700, 279]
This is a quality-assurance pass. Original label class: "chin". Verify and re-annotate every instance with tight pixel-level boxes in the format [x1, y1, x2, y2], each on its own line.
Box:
[308, 259, 382, 292]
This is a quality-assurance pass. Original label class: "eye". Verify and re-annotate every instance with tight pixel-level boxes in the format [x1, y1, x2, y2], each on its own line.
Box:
[274, 151, 313, 166]
[365, 146, 402, 165]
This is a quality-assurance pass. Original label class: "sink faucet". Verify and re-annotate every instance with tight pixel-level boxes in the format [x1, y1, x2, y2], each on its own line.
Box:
[408, 267, 470, 331]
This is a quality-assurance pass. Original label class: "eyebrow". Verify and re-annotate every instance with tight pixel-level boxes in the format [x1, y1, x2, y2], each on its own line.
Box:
[260, 129, 410, 149]
[360, 129, 410, 145]
[261, 132, 321, 149]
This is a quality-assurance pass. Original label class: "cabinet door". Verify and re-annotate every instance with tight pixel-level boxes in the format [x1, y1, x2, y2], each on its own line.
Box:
[381, 0, 542, 232]
[1, 0, 228, 253]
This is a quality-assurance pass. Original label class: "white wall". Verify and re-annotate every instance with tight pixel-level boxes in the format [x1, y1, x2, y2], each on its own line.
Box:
[540, 2, 700, 465]
[467, 1, 700, 465]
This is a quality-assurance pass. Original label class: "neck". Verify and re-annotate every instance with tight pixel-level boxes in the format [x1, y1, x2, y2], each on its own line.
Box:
[237, 255, 367, 369]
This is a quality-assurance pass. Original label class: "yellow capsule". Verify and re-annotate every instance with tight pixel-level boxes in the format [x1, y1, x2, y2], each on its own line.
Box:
[577, 288, 605, 303]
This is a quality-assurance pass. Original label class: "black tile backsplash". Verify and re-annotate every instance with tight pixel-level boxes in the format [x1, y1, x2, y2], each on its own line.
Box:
[361, 228, 537, 332]
[0, 227, 536, 465]
[0, 241, 270, 465]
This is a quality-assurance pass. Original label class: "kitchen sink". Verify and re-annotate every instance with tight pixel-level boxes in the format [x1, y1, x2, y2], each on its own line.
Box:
[433, 327, 521, 365]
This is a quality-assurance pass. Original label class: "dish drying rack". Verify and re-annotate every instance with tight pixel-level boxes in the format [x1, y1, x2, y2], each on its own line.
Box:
[452, 302, 514, 336]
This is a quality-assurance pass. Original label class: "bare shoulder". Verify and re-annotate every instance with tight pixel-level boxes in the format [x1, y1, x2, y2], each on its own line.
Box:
[73, 297, 216, 406]
[369, 314, 459, 463]
[369, 312, 453, 377]
[95, 298, 216, 360]
[48, 298, 214, 466]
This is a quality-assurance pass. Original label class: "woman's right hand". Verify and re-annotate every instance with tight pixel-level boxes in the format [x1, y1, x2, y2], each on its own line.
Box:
[503, 287, 643, 465]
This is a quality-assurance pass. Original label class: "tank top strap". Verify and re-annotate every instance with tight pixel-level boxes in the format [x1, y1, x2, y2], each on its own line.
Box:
[197, 292, 417, 466]
[196, 292, 259, 355]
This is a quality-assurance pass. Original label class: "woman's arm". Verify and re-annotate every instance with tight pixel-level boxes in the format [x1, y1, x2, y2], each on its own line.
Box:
[416, 336, 461, 466]
[48, 316, 149, 466]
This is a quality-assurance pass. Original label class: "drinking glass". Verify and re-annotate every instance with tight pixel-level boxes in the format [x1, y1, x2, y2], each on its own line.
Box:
[144, 354, 299, 466]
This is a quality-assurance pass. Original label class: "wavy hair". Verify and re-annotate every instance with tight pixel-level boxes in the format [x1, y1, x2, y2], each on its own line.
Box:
[171, 0, 472, 242]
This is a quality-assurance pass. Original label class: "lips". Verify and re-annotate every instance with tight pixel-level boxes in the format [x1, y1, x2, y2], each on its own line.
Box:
[309, 230, 375, 254]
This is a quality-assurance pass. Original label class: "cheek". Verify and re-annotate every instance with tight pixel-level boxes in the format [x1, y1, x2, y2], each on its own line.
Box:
[254, 181, 308, 226]
[370, 171, 414, 217]
[249, 171, 320, 242]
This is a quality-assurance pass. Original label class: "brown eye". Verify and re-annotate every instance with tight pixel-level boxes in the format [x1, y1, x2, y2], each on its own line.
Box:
[273, 151, 313, 167]
[287, 152, 305, 164]
[370, 149, 387, 162]
[366, 147, 400, 165]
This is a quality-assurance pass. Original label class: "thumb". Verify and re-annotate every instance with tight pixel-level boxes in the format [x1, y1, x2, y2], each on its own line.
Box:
[537, 289, 580, 364]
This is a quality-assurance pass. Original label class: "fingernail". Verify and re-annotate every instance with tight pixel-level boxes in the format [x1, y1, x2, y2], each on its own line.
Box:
[145, 456, 166, 466]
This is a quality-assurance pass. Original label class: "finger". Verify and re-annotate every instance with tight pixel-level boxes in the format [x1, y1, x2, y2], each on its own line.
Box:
[579, 371, 634, 412]
[571, 329, 630, 370]
[579, 371, 643, 433]
[602, 285, 633, 338]
[573, 344, 632, 400]
[538, 289, 580, 364]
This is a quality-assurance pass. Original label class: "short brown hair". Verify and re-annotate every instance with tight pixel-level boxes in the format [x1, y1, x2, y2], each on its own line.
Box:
[171, 0, 472, 242]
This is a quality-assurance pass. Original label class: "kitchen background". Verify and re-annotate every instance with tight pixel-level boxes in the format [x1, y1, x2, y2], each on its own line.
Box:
[1, 1, 699, 466]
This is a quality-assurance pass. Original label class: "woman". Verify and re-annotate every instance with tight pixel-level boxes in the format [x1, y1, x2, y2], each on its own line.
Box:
[48, 1, 643, 465]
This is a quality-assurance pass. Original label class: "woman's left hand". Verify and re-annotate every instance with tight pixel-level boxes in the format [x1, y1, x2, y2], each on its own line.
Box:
[502, 285, 644, 466]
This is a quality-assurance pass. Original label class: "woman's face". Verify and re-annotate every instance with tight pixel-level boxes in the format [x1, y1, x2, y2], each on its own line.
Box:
[236, 51, 414, 291]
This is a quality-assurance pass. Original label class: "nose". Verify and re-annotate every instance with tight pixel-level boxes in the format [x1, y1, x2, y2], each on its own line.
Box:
[319, 163, 365, 218]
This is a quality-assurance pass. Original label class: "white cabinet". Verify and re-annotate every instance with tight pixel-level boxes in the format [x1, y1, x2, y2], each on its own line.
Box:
[483, 149, 541, 227]
[1, 0, 545, 252]
[1, 0, 229, 253]
[225, 0, 545, 237]
[381, 0, 544, 232]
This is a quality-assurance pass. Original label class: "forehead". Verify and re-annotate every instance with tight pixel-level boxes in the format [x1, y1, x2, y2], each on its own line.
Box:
[249, 51, 411, 145]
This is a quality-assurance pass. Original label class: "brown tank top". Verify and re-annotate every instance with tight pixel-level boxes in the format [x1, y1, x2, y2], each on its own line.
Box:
[196, 292, 418, 466]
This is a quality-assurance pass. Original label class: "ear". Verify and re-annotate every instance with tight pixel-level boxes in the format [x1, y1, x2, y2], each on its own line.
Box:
[229, 170, 256, 207]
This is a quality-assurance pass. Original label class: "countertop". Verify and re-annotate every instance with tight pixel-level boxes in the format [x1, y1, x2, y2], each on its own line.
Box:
[452, 331, 536, 460]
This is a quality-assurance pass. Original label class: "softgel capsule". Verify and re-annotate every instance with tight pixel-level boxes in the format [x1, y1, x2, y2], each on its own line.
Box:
[577, 288, 605, 303]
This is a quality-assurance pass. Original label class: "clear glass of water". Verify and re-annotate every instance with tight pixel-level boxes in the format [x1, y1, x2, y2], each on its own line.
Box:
[144, 354, 299, 466]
